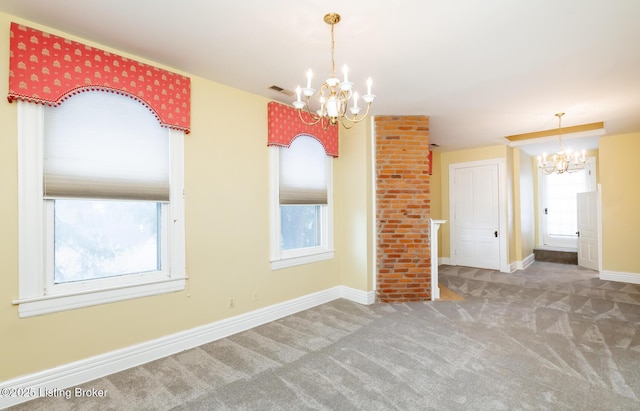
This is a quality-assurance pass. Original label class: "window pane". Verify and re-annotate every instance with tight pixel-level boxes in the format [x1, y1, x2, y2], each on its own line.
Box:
[280, 205, 321, 250]
[54, 199, 160, 283]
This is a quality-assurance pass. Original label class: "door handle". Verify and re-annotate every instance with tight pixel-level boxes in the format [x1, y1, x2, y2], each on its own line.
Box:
[576, 231, 580, 237]
[494, 231, 498, 238]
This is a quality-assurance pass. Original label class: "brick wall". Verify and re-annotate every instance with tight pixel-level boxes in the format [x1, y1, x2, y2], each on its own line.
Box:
[375, 116, 431, 302]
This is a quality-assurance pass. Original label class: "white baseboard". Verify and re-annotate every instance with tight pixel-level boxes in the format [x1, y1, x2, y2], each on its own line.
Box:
[0, 286, 373, 409]
[517, 254, 535, 270]
[600, 270, 640, 284]
[432, 285, 440, 300]
[337, 286, 376, 305]
[500, 258, 513, 273]
[438, 254, 535, 273]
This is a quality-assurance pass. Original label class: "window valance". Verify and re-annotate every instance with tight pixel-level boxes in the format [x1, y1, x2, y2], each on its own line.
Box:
[7, 22, 190, 133]
[267, 101, 338, 157]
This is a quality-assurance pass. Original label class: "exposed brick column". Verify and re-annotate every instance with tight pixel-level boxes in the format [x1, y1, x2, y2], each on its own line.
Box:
[375, 116, 431, 302]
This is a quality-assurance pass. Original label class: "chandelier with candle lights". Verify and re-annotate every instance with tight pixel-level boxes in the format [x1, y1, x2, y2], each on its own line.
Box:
[537, 113, 586, 174]
[292, 12, 375, 129]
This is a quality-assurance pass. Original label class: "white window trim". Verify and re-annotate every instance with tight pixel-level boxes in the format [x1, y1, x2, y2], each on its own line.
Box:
[14, 101, 186, 318]
[269, 145, 334, 270]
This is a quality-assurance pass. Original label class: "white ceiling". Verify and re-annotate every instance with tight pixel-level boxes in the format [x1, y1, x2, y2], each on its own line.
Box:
[2, 0, 640, 153]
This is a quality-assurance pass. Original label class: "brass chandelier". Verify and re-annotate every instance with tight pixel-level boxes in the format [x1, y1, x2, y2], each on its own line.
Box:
[537, 113, 586, 175]
[292, 12, 375, 129]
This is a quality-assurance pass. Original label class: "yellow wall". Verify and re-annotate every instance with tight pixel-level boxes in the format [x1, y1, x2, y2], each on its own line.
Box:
[514, 149, 535, 261]
[335, 119, 375, 291]
[599, 133, 640, 274]
[430, 151, 442, 220]
[0, 14, 371, 381]
[506, 147, 516, 263]
[430, 151, 444, 257]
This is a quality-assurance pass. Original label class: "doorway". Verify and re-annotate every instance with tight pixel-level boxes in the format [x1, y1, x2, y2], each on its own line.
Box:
[449, 159, 507, 271]
[538, 157, 596, 248]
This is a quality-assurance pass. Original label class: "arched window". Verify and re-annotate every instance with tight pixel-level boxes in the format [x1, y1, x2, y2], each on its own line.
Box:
[270, 135, 334, 269]
[15, 91, 186, 317]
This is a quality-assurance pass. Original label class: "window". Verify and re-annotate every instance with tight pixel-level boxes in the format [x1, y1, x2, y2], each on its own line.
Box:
[270, 135, 334, 269]
[15, 92, 186, 317]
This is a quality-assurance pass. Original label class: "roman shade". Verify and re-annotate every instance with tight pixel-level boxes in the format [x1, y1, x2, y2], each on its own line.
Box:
[43, 91, 170, 201]
[279, 135, 327, 205]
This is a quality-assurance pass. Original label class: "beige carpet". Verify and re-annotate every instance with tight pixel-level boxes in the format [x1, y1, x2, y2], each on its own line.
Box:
[9, 261, 640, 410]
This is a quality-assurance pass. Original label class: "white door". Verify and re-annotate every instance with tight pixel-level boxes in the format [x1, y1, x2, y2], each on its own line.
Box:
[453, 163, 500, 270]
[577, 191, 599, 270]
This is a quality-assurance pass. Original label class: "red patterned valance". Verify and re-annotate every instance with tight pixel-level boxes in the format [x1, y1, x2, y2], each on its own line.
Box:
[267, 101, 338, 157]
[8, 22, 190, 133]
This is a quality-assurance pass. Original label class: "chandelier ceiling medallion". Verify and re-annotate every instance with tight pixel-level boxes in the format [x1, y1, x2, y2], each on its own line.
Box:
[537, 113, 587, 175]
[293, 12, 375, 129]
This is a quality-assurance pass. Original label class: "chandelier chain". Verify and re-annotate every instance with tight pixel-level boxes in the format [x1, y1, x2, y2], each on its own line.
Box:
[556, 112, 564, 151]
[330, 22, 335, 78]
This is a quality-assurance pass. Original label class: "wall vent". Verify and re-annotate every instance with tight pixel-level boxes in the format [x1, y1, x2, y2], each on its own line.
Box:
[268, 85, 295, 97]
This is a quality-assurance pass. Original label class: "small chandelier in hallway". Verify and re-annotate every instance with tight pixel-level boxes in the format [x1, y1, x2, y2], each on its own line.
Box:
[292, 12, 375, 129]
[537, 113, 586, 174]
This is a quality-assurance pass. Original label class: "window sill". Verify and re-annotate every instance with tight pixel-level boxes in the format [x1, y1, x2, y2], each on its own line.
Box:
[271, 250, 335, 270]
[13, 276, 187, 318]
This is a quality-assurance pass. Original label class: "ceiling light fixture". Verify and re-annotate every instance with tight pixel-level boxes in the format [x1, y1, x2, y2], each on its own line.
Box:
[537, 113, 586, 174]
[292, 12, 375, 129]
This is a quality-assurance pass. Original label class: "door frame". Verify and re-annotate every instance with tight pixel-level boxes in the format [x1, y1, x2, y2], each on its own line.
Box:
[449, 158, 509, 273]
[537, 157, 597, 248]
